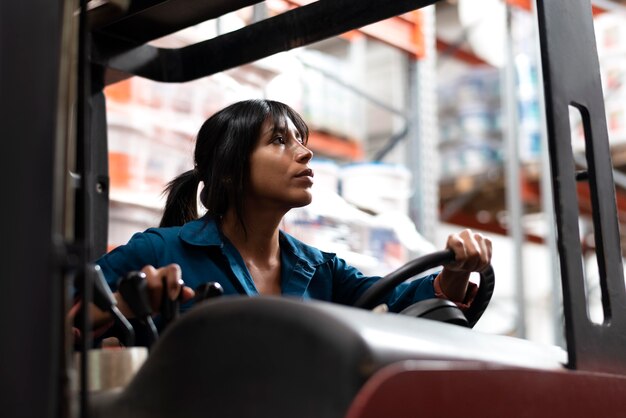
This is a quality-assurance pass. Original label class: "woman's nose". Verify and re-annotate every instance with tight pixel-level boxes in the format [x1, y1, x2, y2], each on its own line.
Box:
[295, 143, 313, 163]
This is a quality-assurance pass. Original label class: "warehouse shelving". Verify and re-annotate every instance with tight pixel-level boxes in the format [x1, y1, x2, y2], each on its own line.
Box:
[434, 0, 626, 250]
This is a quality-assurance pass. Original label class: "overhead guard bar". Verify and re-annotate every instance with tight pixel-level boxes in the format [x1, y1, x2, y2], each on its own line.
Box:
[92, 0, 440, 83]
[93, 0, 263, 42]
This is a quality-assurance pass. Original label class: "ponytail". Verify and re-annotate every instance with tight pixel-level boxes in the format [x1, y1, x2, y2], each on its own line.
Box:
[159, 169, 201, 227]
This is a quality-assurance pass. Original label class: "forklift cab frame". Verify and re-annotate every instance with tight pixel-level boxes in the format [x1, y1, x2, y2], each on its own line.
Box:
[2, 0, 626, 417]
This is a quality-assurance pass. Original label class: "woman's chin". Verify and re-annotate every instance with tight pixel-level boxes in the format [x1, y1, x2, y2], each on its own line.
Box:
[291, 191, 313, 208]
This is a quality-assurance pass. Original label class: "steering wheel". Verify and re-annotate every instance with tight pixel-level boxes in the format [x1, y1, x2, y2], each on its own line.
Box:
[353, 249, 495, 328]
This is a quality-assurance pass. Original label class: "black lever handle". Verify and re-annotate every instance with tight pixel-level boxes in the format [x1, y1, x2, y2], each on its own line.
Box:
[91, 264, 135, 347]
[194, 281, 224, 303]
[160, 277, 181, 331]
[73, 264, 136, 347]
[118, 271, 158, 347]
[91, 264, 117, 312]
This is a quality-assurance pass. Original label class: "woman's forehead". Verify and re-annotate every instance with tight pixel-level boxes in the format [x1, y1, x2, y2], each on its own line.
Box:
[263, 114, 294, 132]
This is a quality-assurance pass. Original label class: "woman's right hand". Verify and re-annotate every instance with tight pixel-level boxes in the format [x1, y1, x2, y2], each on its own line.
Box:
[115, 263, 195, 318]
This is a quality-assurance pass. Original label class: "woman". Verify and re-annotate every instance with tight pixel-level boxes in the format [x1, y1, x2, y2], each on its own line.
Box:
[96, 99, 492, 322]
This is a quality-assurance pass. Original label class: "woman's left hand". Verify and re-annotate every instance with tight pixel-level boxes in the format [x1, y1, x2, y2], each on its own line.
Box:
[436, 229, 492, 303]
[444, 229, 492, 273]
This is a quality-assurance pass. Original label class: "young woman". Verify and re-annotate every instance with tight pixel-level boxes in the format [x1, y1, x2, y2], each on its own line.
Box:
[95, 99, 492, 321]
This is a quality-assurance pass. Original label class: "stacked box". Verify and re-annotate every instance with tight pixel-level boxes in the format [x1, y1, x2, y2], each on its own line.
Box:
[438, 67, 503, 179]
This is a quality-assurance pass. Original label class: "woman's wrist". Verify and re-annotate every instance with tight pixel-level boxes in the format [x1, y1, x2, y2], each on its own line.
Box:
[436, 268, 470, 302]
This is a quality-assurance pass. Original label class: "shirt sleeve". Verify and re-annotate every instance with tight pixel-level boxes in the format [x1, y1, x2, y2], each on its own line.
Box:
[95, 231, 160, 291]
[329, 256, 438, 313]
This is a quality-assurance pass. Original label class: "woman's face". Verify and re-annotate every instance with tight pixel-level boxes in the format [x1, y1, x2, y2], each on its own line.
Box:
[247, 116, 314, 211]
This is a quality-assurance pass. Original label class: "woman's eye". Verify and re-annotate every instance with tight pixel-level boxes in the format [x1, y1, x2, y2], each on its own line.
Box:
[272, 136, 285, 145]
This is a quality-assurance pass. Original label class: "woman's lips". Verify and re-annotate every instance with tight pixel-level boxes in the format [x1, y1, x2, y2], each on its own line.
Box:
[294, 168, 314, 185]
[295, 168, 314, 178]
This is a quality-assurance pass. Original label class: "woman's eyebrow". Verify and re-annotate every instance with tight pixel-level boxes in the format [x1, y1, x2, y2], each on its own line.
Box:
[272, 126, 289, 136]
[261, 124, 277, 135]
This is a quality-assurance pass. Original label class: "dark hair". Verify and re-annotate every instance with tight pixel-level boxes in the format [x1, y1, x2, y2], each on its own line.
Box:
[159, 99, 309, 228]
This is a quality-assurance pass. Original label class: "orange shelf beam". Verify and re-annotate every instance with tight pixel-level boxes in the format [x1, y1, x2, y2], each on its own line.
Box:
[280, 0, 425, 58]
[307, 130, 364, 161]
[356, 12, 425, 59]
[436, 38, 491, 66]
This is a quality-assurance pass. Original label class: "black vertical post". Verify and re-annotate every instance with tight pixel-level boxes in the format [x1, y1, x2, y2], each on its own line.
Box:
[76, 0, 93, 415]
[0, 1, 65, 417]
[536, 0, 626, 374]
[76, 4, 110, 414]
[88, 65, 110, 261]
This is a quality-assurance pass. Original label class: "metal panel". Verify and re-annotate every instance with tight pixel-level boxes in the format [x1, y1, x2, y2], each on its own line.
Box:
[0, 1, 65, 417]
[536, 0, 626, 373]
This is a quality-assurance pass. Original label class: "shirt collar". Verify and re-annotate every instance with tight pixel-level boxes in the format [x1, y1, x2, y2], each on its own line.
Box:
[178, 216, 223, 247]
[279, 230, 335, 267]
[178, 216, 335, 266]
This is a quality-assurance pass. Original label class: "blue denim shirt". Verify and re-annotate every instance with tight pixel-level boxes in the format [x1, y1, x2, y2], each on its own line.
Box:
[96, 217, 437, 313]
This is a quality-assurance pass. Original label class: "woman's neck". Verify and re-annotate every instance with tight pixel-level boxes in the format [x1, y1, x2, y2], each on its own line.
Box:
[219, 208, 285, 296]
[219, 208, 283, 262]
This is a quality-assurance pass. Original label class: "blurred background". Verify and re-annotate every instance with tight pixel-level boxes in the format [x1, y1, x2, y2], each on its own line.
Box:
[101, 0, 626, 348]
